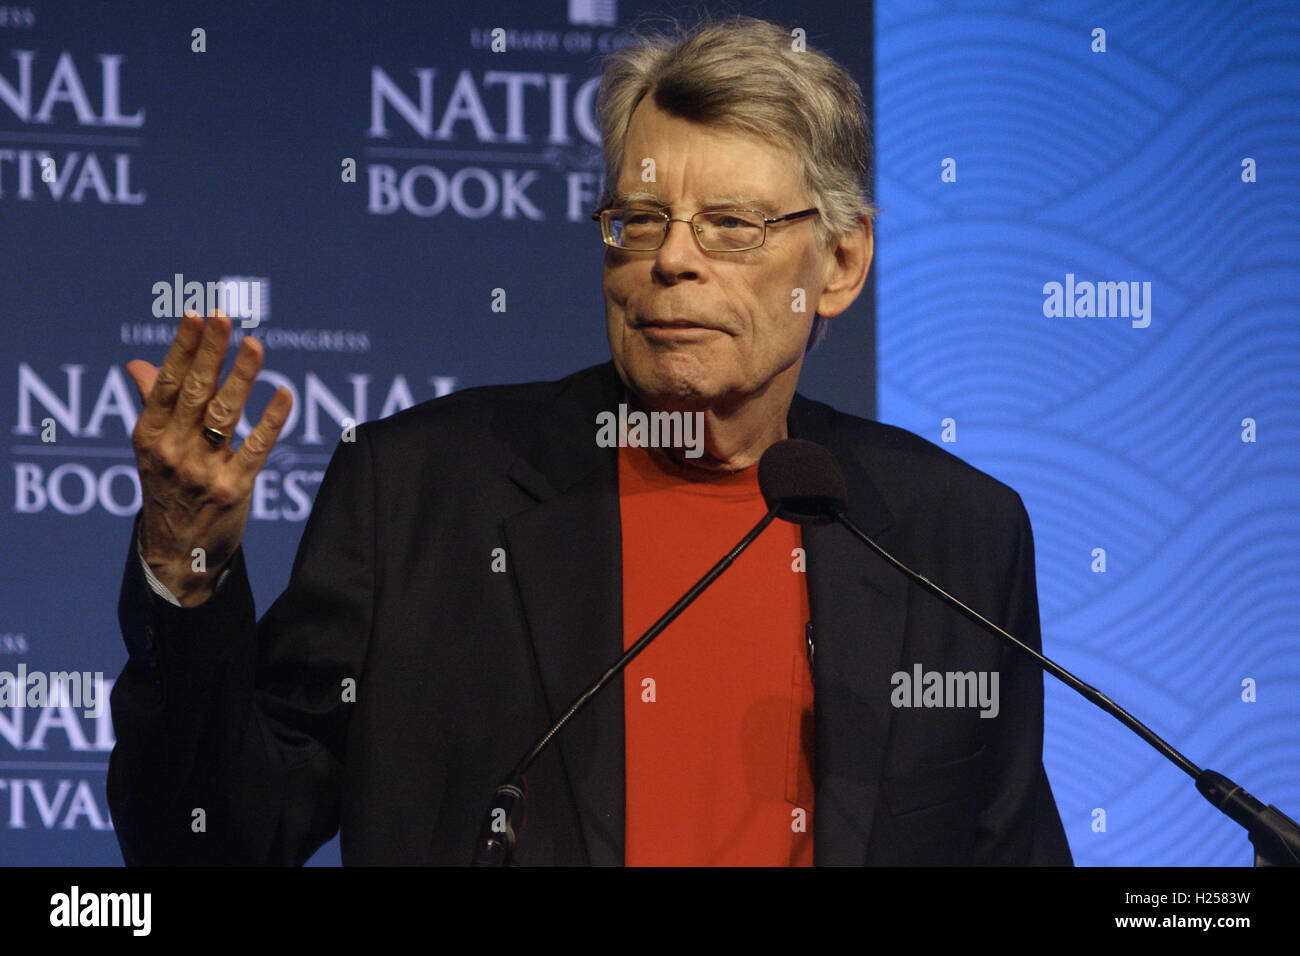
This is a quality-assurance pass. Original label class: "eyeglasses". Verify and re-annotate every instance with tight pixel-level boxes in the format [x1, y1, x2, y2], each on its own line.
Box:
[591, 206, 820, 252]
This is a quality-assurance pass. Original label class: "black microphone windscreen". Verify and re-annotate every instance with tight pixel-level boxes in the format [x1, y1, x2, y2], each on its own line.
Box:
[758, 439, 848, 525]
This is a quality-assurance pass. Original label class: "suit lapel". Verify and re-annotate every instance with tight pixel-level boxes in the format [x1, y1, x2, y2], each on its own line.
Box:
[500, 365, 626, 865]
[788, 395, 910, 865]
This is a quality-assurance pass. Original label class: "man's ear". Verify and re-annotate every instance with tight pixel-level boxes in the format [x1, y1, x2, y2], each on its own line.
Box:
[816, 217, 873, 319]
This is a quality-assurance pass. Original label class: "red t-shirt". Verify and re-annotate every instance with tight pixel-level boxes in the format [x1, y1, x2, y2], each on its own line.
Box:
[618, 443, 814, 866]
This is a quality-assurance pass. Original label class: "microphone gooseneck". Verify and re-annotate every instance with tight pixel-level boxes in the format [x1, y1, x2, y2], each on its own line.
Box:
[475, 440, 859, 865]
[759, 438, 1300, 866]
[476, 439, 842, 864]
[474, 505, 779, 865]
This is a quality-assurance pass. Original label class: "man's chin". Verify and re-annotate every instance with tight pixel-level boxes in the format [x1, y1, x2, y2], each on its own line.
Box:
[619, 362, 720, 410]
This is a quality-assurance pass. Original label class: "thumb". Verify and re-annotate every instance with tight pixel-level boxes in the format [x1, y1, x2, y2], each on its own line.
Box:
[125, 360, 158, 402]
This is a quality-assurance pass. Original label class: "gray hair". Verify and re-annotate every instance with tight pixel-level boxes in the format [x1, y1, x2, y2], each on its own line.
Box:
[595, 15, 876, 346]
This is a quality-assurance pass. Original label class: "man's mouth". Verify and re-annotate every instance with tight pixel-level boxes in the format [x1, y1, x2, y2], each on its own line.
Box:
[636, 317, 717, 331]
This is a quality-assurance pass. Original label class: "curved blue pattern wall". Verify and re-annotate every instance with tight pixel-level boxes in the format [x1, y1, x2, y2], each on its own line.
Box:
[875, 1, 1300, 865]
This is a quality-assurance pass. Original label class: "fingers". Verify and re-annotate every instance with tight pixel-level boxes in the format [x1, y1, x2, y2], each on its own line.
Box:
[231, 386, 293, 478]
[202, 334, 264, 435]
[170, 310, 232, 431]
[131, 309, 289, 481]
[134, 311, 203, 434]
[125, 360, 158, 402]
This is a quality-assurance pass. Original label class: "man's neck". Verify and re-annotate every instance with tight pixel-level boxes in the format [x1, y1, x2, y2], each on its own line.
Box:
[627, 376, 795, 473]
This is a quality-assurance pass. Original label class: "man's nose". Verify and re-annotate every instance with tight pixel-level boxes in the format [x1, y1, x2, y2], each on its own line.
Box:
[652, 218, 703, 279]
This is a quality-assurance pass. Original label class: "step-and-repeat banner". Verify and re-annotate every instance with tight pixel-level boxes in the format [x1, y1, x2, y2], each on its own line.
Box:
[0, 0, 872, 866]
[876, 0, 1299, 865]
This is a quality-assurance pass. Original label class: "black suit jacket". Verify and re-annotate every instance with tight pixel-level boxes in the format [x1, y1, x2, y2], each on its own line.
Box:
[110, 361, 1072, 865]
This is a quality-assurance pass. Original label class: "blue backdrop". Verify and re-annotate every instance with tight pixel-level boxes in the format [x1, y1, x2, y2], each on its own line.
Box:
[875, 0, 1300, 865]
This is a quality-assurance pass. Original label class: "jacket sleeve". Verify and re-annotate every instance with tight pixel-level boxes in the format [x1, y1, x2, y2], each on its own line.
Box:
[108, 428, 376, 865]
[972, 494, 1073, 865]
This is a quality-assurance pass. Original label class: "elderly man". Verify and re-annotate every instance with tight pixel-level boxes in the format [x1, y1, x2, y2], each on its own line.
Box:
[111, 16, 1071, 866]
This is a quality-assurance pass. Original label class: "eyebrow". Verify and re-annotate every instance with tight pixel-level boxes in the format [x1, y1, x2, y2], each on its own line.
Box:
[611, 191, 777, 214]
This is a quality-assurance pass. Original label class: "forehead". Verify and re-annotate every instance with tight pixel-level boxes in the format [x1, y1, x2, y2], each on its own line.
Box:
[615, 99, 801, 208]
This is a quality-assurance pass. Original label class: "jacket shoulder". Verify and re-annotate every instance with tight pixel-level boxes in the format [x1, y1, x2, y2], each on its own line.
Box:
[795, 393, 1029, 527]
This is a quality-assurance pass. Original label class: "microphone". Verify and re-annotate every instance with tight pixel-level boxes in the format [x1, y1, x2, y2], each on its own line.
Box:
[473, 441, 825, 866]
[760, 438, 1300, 866]
[757, 438, 847, 524]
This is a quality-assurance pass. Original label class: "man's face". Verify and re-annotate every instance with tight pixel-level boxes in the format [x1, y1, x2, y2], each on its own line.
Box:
[602, 99, 831, 412]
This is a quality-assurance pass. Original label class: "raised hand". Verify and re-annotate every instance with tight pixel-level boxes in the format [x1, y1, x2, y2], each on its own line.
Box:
[126, 309, 292, 606]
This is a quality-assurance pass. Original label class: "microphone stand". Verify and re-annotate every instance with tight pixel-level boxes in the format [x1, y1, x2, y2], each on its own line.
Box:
[472, 505, 781, 866]
[832, 508, 1300, 867]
